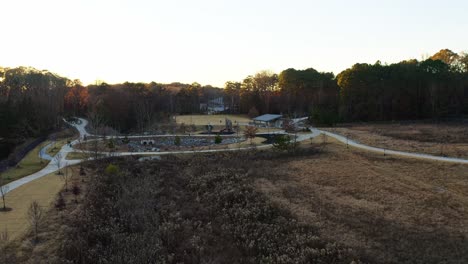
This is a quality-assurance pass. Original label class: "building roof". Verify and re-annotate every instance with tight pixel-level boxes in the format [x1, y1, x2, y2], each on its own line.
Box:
[253, 114, 283, 122]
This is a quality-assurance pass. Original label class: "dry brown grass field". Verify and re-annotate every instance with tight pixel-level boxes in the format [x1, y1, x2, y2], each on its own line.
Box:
[322, 122, 468, 158]
[3, 137, 468, 263]
[255, 139, 468, 263]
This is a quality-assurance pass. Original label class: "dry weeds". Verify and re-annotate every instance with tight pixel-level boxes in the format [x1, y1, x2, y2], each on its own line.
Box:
[254, 141, 468, 263]
[322, 123, 468, 158]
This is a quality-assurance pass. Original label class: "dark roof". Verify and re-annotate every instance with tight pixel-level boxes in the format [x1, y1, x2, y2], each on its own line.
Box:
[253, 114, 283, 122]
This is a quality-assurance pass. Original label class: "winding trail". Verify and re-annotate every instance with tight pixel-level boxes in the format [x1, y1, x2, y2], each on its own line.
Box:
[38, 142, 54, 161]
[312, 128, 468, 165]
[1, 118, 316, 194]
[2, 118, 468, 194]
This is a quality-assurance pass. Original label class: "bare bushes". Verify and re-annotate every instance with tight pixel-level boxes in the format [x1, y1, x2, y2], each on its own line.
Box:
[59, 151, 359, 263]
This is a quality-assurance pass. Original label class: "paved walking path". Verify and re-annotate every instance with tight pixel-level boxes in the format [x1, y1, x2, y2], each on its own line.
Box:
[38, 142, 54, 161]
[312, 128, 468, 165]
[1, 118, 317, 194]
[3, 118, 467, 194]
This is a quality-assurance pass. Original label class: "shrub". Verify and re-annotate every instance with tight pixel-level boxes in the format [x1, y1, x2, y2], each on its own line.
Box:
[72, 184, 81, 196]
[107, 138, 115, 149]
[79, 166, 86, 176]
[72, 184, 81, 203]
[174, 136, 181, 146]
[178, 123, 187, 134]
[244, 126, 258, 145]
[273, 134, 294, 151]
[55, 193, 66, 210]
[214, 134, 222, 144]
[105, 164, 119, 175]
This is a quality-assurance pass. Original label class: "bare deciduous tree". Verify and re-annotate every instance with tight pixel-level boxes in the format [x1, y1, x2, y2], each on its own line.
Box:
[91, 139, 101, 160]
[54, 153, 63, 175]
[61, 162, 70, 192]
[27, 201, 43, 242]
[76, 137, 91, 162]
[88, 111, 105, 135]
[0, 177, 8, 211]
[243, 126, 258, 145]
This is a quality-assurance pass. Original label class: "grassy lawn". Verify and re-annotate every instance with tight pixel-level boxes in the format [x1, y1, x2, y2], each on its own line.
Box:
[0, 171, 65, 240]
[175, 114, 251, 126]
[1, 141, 50, 184]
[46, 138, 72, 157]
[1, 135, 77, 184]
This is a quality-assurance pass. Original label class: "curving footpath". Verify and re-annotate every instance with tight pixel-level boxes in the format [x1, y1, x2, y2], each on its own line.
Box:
[1, 118, 318, 194]
[2, 119, 468, 194]
[312, 128, 468, 165]
[38, 142, 54, 161]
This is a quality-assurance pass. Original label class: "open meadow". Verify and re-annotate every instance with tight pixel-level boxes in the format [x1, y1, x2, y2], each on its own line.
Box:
[4, 139, 467, 263]
[322, 122, 468, 159]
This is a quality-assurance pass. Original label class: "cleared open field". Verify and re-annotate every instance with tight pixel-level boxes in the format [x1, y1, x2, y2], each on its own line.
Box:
[322, 122, 468, 158]
[175, 114, 251, 126]
[5, 138, 468, 263]
[255, 140, 468, 263]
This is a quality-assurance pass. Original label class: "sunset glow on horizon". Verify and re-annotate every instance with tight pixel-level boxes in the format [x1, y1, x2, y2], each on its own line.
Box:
[1, 0, 467, 86]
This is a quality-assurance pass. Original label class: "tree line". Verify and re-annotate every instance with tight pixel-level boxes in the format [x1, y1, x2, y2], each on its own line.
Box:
[225, 49, 468, 124]
[337, 49, 468, 121]
[1, 48, 467, 144]
[0, 67, 224, 143]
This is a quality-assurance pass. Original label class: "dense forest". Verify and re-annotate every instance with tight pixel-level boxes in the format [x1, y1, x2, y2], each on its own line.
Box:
[224, 49, 468, 123]
[1, 49, 467, 157]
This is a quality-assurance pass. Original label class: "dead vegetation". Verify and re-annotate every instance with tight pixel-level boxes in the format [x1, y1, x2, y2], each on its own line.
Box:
[255, 141, 468, 263]
[3, 141, 467, 263]
[323, 122, 468, 158]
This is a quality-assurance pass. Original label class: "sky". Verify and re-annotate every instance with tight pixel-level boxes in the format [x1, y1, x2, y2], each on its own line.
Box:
[1, 0, 467, 87]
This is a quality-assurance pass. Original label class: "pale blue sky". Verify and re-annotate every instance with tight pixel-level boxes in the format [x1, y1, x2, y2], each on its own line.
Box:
[1, 0, 467, 86]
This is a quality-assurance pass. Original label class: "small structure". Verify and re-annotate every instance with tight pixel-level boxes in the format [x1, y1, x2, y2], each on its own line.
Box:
[200, 97, 228, 114]
[253, 114, 283, 128]
[141, 139, 155, 145]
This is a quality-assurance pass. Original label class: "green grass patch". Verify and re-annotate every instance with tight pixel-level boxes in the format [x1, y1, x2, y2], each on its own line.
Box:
[1, 141, 50, 184]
